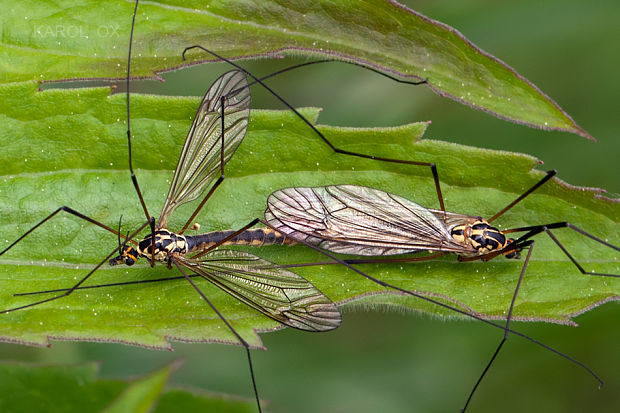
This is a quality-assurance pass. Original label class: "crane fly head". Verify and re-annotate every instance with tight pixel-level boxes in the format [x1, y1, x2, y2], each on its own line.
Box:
[109, 245, 139, 266]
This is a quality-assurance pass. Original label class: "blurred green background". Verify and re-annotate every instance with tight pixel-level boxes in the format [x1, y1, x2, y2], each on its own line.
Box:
[2, 0, 619, 412]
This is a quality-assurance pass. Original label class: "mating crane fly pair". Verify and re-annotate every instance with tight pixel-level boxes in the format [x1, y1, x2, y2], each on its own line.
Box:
[5, 73, 618, 413]
[2, 3, 619, 413]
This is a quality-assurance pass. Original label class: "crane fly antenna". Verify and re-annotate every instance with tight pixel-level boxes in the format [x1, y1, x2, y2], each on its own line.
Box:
[117, 215, 124, 256]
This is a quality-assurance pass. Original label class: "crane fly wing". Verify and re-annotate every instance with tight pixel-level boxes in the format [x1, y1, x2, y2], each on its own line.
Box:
[266, 185, 473, 255]
[158, 70, 251, 229]
[428, 209, 482, 229]
[175, 250, 341, 332]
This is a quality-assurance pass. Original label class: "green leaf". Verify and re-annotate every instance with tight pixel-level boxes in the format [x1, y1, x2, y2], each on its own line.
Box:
[102, 362, 172, 413]
[0, 361, 254, 413]
[1, 0, 590, 138]
[154, 388, 256, 413]
[0, 82, 617, 349]
[0, 362, 122, 413]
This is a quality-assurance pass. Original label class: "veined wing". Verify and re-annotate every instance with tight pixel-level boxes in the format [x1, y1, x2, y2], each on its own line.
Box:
[265, 185, 474, 255]
[428, 209, 482, 229]
[158, 70, 251, 229]
[175, 250, 341, 332]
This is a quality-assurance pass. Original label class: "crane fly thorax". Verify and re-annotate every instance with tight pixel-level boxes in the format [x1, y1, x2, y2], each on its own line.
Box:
[137, 230, 189, 262]
[451, 220, 510, 255]
[108, 230, 189, 267]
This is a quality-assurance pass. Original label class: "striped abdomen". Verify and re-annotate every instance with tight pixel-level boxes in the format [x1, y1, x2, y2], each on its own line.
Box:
[186, 227, 294, 253]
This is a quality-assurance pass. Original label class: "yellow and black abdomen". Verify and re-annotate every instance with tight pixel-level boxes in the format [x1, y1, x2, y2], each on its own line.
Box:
[186, 228, 292, 253]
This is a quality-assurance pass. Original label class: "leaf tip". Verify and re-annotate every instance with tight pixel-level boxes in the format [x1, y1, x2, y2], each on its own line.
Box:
[575, 126, 596, 142]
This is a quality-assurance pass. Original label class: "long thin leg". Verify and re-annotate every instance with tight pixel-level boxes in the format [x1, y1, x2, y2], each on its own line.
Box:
[14, 253, 448, 296]
[256, 219, 602, 387]
[461, 243, 534, 412]
[2, 220, 150, 313]
[179, 95, 228, 235]
[0, 206, 134, 257]
[14, 254, 448, 296]
[15, 271, 475, 318]
[178, 177, 225, 235]
[126, 0, 151, 226]
[248, 59, 428, 87]
[279, 252, 449, 268]
[487, 170, 556, 223]
[13, 274, 202, 296]
[182, 45, 446, 212]
[172, 260, 262, 413]
[182, 47, 428, 88]
[505, 222, 619, 277]
[126, 0, 156, 268]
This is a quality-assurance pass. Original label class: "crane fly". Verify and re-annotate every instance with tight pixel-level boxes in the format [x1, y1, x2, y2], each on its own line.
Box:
[0, 3, 341, 412]
[264, 179, 618, 268]
[106, 68, 341, 333]
[263, 180, 619, 409]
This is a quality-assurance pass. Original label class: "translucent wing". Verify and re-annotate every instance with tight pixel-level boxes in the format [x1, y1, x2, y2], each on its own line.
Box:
[428, 209, 482, 229]
[158, 70, 251, 229]
[265, 185, 474, 255]
[175, 250, 341, 332]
